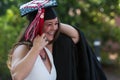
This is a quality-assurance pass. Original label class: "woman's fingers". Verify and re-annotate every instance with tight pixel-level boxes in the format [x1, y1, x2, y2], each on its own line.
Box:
[41, 33, 48, 42]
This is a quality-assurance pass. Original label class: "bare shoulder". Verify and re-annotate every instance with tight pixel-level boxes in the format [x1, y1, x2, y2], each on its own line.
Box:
[11, 45, 29, 66]
[13, 45, 29, 57]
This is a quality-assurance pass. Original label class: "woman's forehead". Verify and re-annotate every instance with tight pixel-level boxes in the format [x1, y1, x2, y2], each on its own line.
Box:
[44, 17, 58, 23]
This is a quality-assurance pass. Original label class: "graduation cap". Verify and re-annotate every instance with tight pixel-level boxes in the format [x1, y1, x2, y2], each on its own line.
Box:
[44, 7, 57, 20]
[19, 0, 58, 41]
[20, 0, 57, 16]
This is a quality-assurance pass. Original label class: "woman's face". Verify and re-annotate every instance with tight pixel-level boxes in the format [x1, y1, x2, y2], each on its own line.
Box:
[43, 17, 59, 41]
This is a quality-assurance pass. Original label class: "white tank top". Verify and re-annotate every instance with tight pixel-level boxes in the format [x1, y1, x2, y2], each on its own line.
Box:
[24, 47, 57, 80]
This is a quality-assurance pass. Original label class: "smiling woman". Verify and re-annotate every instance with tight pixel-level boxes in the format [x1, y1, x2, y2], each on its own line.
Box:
[7, 0, 107, 80]
[7, 7, 60, 80]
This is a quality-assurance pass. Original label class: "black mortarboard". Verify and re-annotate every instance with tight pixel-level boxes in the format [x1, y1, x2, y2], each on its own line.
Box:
[44, 7, 57, 20]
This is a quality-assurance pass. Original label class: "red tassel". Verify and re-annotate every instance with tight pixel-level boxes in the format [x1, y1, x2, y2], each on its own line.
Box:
[25, 8, 45, 41]
[24, 0, 49, 42]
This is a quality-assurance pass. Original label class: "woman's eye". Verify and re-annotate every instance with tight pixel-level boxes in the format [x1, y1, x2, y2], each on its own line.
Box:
[47, 24, 52, 26]
[55, 23, 58, 25]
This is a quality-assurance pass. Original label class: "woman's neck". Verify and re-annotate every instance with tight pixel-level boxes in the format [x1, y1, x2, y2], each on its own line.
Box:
[46, 44, 53, 53]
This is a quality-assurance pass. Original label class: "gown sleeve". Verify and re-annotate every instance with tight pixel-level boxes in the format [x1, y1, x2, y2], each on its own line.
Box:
[53, 28, 107, 80]
[75, 28, 107, 80]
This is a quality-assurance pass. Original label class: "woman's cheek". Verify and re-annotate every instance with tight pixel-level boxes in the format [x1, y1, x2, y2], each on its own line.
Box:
[45, 27, 51, 32]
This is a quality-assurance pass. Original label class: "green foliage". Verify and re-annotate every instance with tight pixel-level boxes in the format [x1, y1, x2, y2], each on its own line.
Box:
[57, 0, 120, 44]
[0, 1, 27, 79]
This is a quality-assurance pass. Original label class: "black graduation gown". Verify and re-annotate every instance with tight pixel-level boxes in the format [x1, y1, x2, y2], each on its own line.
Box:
[53, 30, 107, 80]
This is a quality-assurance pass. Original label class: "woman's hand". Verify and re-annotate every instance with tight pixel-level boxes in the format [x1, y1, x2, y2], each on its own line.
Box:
[33, 33, 48, 51]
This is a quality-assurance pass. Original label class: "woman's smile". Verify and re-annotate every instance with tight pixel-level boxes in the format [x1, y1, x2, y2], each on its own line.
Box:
[43, 17, 58, 41]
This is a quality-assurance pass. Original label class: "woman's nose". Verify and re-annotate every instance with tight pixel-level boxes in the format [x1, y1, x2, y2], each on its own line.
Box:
[52, 25, 58, 30]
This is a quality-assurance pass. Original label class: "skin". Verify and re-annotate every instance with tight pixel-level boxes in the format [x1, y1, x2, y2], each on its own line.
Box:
[10, 17, 79, 80]
[43, 17, 59, 42]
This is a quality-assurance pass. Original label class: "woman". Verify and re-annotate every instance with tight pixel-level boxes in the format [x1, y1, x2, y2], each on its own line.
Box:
[7, 0, 107, 80]
[7, 7, 79, 80]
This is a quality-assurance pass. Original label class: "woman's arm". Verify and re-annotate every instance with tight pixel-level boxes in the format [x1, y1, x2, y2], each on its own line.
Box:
[11, 34, 48, 80]
[11, 45, 39, 80]
[60, 23, 79, 43]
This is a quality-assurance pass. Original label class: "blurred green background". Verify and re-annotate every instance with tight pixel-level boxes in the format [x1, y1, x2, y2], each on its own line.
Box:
[0, 0, 120, 79]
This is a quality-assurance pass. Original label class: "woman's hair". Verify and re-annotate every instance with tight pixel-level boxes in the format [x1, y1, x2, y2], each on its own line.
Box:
[7, 7, 60, 69]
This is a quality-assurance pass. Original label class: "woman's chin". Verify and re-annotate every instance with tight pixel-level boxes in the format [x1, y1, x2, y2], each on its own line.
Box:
[47, 36, 54, 41]
[48, 38, 53, 41]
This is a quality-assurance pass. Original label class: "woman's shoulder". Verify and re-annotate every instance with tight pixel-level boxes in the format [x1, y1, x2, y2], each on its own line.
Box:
[14, 44, 29, 52]
[13, 41, 32, 55]
[12, 44, 29, 59]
